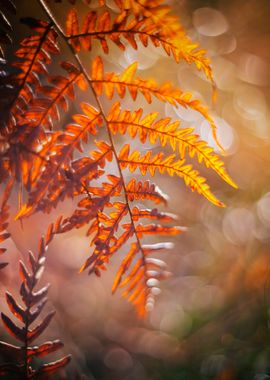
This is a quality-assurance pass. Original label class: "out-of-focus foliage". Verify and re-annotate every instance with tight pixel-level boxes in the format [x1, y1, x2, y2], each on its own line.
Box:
[0, 226, 71, 378]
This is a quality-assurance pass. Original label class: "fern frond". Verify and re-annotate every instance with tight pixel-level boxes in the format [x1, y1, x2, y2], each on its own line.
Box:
[5, 0, 237, 320]
[112, 238, 178, 317]
[80, 201, 130, 274]
[126, 178, 168, 205]
[0, 19, 57, 184]
[107, 102, 237, 188]
[0, 26, 87, 190]
[90, 56, 218, 141]
[8, 19, 59, 130]
[22, 61, 87, 131]
[79, 200, 182, 311]
[60, 175, 122, 236]
[118, 144, 225, 207]
[131, 206, 177, 222]
[61, 177, 131, 277]
[15, 101, 103, 200]
[16, 136, 112, 218]
[0, 222, 71, 378]
[113, 0, 214, 83]
[7, 97, 100, 192]
[134, 223, 182, 237]
[75, 173, 184, 315]
[0, 19, 60, 187]
[65, 7, 214, 84]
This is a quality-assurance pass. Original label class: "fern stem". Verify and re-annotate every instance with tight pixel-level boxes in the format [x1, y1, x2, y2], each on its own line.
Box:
[37, 0, 148, 284]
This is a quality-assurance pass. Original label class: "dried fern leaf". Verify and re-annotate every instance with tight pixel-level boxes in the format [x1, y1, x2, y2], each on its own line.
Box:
[107, 102, 237, 188]
[4, 0, 237, 320]
[118, 144, 225, 207]
[90, 56, 218, 142]
[16, 137, 112, 218]
[65, 7, 214, 83]
[126, 178, 168, 205]
[61, 175, 123, 234]
[0, 224, 70, 378]
[22, 61, 87, 131]
[112, 236, 179, 317]
[9, 19, 59, 130]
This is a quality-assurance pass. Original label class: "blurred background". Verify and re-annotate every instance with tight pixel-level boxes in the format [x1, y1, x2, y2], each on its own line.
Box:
[1, 0, 270, 379]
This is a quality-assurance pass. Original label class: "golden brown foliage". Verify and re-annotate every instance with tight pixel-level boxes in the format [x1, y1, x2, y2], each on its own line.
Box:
[1, 0, 236, 315]
[0, 0, 237, 377]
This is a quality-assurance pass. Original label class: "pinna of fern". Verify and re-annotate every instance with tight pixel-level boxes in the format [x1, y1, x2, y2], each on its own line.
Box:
[0, 16, 60, 192]
[0, 220, 71, 379]
[64, 0, 215, 85]
[0, 17, 86, 190]
[1, 0, 237, 317]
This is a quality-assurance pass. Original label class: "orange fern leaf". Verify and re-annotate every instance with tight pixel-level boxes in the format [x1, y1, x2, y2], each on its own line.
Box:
[126, 178, 168, 205]
[16, 134, 111, 218]
[60, 175, 123, 233]
[4, 61, 88, 187]
[3, 0, 237, 320]
[22, 61, 87, 131]
[72, 167, 185, 315]
[119, 144, 225, 207]
[9, 19, 59, 130]
[112, 238, 180, 317]
[113, 0, 214, 82]
[79, 201, 132, 275]
[79, 200, 183, 316]
[65, 6, 214, 84]
[131, 206, 177, 222]
[107, 102, 237, 188]
[90, 56, 218, 141]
